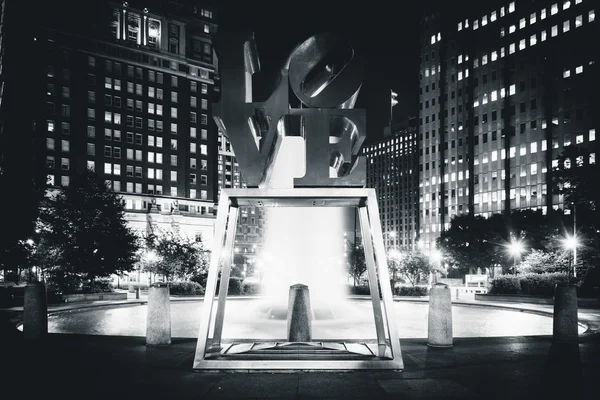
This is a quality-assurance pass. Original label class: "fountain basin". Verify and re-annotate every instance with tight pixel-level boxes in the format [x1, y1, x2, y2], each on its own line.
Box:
[37, 297, 580, 339]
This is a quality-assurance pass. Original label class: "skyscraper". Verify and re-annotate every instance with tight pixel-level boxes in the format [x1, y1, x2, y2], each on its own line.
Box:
[1, 0, 221, 248]
[418, 0, 598, 250]
[363, 118, 419, 251]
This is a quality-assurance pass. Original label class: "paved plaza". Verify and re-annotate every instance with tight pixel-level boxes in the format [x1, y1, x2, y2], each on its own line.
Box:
[1, 298, 599, 399]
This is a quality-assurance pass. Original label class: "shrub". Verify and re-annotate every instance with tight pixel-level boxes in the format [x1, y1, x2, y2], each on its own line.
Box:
[242, 282, 261, 295]
[489, 273, 571, 296]
[395, 286, 429, 296]
[169, 281, 204, 295]
[347, 285, 370, 295]
[489, 275, 522, 294]
[227, 277, 244, 295]
[81, 278, 113, 294]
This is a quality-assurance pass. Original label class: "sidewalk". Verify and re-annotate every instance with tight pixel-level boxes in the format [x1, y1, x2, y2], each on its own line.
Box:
[1, 296, 600, 399]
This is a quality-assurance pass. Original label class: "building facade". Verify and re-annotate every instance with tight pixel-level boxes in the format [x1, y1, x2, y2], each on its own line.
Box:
[37, 1, 220, 245]
[217, 130, 265, 269]
[418, 0, 598, 250]
[363, 118, 419, 251]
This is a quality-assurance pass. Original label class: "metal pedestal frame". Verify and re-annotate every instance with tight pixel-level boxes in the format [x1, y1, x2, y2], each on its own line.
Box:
[193, 188, 404, 370]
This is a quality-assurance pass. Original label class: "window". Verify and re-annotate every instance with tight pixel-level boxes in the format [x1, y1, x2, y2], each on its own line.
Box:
[190, 143, 196, 153]
[87, 143, 95, 157]
[201, 129, 208, 140]
[563, 20, 570, 33]
[171, 76, 178, 87]
[171, 92, 178, 103]
[200, 144, 208, 155]
[576, 65, 583, 74]
[171, 139, 177, 150]
[190, 112, 197, 123]
[171, 123, 178, 134]
[62, 87, 70, 98]
[530, 34, 537, 46]
[171, 108, 177, 118]
[551, 3, 558, 15]
[530, 12, 537, 25]
[201, 114, 208, 125]
[590, 129, 596, 141]
[171, 171, 177, 182]
[61, 140, 69, 152]
[190, 127, 197, 138]
[590, 10, 596, 23]
[171, 155, 178, 166]
[576, 15, 583, 27]
[552, 25, 558, 37]
[201, 84, 208, 94]
[190, 174, 197, 184]
[519, 18, 526, 29]
[87, 126, 95, 138]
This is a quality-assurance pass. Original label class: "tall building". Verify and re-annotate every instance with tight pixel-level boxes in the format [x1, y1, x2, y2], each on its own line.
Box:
[1, 0, 221, 248]
[363, 117, 419, 251]
[216, 130, 265, 267]
[418, 0, 598, 250]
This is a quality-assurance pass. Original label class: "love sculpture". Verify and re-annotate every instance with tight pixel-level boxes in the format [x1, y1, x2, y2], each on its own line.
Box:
[193, 32, 404, 371]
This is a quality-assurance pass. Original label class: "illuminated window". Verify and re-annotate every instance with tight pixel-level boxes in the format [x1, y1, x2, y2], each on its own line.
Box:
[541, 9, 547, 20]
[491, 91, 498, 101]
[491, 11, 497, 21]
[576, 134, 584, 144]
[552, 25, 558, 37]
[591, 153, 596, 164]
[519, 39, 526, 50]
[564, 20, 570, 32]
[458, 22, 463, 31]
[491, 51, 497, 61]
[576, 15, 583, 27]
[531, 142, 538, 153]
[563, 1, 571, 9]
[509, 84, 516, 95]
[530, 12, 537, 24]
[576, 65, 583, 74]
[519, 18, 526, 29]
[482, 16, 488, 26]
[564, 70, 571, 78]
[541, 30, 547, 41]
[530, 34, 537, 46]
[590, 129, 596, 141]
[509, 2, 515, 13]
[551, 3, 559, 15]
[501, 47, 506, 57]
[590, 10, 596, 22]
[431, 35, 436, 44]
[509, 25, 516, 33]
[474, 20, 479, 30]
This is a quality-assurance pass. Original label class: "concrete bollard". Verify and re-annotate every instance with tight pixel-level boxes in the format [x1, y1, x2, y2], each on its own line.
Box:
[553, 284, 578, 343]
[287, 284, 312, 342]
[428, 283, 453, 347]
[146, 282, 171, 346]
[128, 283, 134, 293]
[23, 282, 48, 340]
[135, 287, 141, 300]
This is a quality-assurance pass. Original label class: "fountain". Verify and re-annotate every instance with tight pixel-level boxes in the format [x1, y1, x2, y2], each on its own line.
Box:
[193, 32, 403, 370]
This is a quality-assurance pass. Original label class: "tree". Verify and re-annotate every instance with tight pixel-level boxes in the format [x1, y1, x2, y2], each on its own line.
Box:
[437, 214, 511, 274]
[394, 251, 433, 286]
[37, 169, 139, 292]
[144, 230, 209, 282]
[517, 248, 569, 274]
[346, 244, 366, 286]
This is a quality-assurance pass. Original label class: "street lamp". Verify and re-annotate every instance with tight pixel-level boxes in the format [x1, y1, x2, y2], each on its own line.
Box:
[507, 239, 524, 275]
[562, 234, 579, 283]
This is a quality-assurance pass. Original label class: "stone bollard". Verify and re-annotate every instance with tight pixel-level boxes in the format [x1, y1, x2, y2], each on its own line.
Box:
[428, 283, 453, 347]
[287, 284, 312, 342]
[146, 282, 171, 346]
[553, 284, 578, 343]
[135, 287, 141, 300]
[23, 282, 48, 340]
[128, 283, 134, 293]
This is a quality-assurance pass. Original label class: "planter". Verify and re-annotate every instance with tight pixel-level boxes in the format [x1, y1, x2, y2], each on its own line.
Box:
[62, 292, 127, 303]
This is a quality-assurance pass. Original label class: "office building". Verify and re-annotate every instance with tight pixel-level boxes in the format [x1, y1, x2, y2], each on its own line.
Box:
[418, 0, 598, 249]
[363, 117, 419, 251]
[0, 0, 221, 248]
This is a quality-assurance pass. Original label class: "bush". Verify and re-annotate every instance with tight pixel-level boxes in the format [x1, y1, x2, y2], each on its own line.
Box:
[520, 272, 569, 296]
[227, 277, 244, 295]
[169, 281, 204, 295]
[81, 278, 114, 294]
[129, 283, 150, 291]
[347, 285, 370, 295]
[489, 273, 570, 296]
[242, 282, 261, 295]
[395, 286, 429, 296]
[489, 275, 522, 294]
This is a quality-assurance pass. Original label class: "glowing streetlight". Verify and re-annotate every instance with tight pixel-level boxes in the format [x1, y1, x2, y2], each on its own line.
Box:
[507, 239, 525, 275]
[562, 234, 580, 282]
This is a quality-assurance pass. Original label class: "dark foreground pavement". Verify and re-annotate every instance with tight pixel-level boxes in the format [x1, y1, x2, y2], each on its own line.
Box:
[1, 326, 599, 400]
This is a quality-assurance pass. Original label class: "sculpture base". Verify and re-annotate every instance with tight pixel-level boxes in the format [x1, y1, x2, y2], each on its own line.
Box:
[193, 339, 402, 371]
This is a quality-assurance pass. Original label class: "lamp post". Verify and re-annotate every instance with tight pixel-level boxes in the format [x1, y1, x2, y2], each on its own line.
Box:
[507, 239, 524, 275]
[562, 234, 579, 284]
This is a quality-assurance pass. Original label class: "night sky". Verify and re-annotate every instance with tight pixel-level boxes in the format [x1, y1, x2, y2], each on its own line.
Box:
[202, 1, 433, 142]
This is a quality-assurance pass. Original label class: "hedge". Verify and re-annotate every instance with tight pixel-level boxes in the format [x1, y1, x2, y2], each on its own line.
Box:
[489, 272, 570, 296]
[347, 284, 428, 296]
